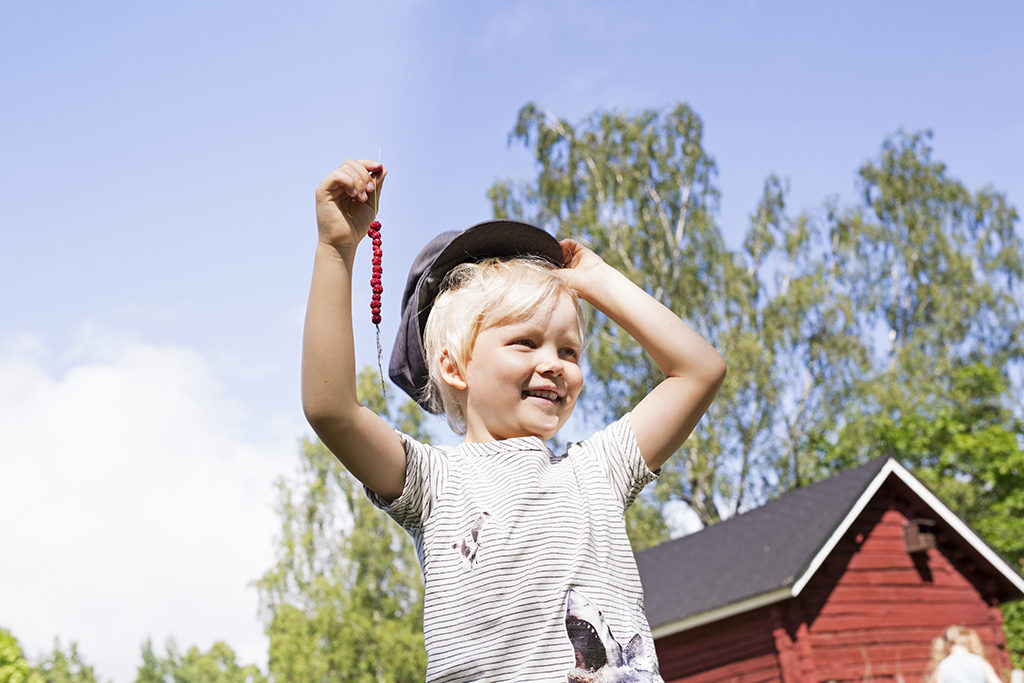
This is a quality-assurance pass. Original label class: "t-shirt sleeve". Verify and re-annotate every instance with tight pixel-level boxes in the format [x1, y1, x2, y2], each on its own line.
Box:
[364, 431, 444, 532]
[574, 413, 658, 511]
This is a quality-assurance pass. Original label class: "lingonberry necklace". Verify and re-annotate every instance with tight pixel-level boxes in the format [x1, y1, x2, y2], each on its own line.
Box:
[368, 166, 386, 395]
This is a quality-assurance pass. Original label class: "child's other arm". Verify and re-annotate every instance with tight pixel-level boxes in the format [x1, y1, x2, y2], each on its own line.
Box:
[559, 239, 727, 472]
[302, 159, 407, 500]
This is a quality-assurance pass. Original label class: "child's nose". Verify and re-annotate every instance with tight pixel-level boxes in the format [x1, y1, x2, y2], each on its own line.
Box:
[536, 349, 563, 376]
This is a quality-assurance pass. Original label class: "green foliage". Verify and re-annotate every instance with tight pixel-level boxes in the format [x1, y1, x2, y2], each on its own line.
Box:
[738, 130, 1021, 497]
[132, 639, 266, 683]
[32, 639, 101, 683]
[0, 629, 43, 683]
[1003, 602, 1024, 670]
[257, 368, 428, 682]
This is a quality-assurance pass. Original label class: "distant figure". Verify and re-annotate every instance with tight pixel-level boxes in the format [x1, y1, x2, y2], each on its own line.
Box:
[932, 625, 1002, 683]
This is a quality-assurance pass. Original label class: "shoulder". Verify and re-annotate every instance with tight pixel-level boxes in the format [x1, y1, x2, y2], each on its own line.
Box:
[397, 430, 451, 456]
[367, 431, 452, 512]
[569, 414, 657, 505]
[570, 414, 639, 460]
[572, 413, 634, 446]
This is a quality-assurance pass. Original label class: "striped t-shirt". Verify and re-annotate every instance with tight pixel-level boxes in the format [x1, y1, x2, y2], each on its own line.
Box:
[368, 413, 664, 682]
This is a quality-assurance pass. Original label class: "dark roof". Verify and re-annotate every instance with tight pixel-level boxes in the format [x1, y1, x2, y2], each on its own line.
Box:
[635, 457, 891, 630]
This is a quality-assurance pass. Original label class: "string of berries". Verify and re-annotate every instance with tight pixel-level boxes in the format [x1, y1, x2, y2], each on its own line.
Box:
[368, 211, 386, 394]
[368, 164, 386, 396]
[368, 219, 383, 325]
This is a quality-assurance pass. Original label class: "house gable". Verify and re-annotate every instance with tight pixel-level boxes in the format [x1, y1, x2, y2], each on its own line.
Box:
[653, 471, 1018, 682]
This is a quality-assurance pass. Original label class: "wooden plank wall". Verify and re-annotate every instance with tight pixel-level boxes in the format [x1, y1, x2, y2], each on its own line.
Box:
[656, 609, 781, 682]
[800, 494, 1005, 682]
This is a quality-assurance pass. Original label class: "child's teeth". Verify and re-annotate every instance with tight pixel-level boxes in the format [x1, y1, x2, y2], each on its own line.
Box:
[528, 390, 557, 400]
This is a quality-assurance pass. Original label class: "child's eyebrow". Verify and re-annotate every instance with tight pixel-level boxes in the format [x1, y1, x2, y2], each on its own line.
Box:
[490, 318, 540, 332]
[499, 325, 541, 339]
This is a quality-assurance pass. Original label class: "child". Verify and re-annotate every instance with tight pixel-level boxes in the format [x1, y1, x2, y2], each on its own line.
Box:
[303, 158, 726, 681]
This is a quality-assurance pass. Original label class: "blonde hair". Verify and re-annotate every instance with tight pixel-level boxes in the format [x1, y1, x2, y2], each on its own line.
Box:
[422, 257, 585, 434]
[944, 625, 985, 655]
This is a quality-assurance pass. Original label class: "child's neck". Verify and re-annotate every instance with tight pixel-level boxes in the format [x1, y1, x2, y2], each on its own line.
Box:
[462, 425, 550, 444]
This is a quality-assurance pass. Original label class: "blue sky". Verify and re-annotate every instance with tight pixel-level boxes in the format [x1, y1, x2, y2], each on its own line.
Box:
[2, 2, 1022, 680]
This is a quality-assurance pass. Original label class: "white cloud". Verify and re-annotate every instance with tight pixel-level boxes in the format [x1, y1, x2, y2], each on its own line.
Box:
[0, 326, 300, 682]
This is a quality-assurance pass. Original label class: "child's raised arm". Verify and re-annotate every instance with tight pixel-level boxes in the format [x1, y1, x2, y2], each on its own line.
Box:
[302, 159, 407, 500]
[558, 239, 727, 471]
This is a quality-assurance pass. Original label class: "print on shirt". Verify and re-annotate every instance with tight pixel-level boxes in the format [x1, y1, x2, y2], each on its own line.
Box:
[451, 511, 491, 569]
[564, 589, 656, 682]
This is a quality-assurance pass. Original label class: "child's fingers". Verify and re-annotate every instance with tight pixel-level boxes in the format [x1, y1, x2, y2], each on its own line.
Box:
[370, 168, 385, 205]
[359, 160, 386, 188]
[316, 160, 386, 210]
[559, 238, 583, 267]
[318, 163, 361, 199]
[357, 159, 384, 176]
[348, 160, 387, 202]
[322, 162, 372, 202]
[340, 165, 366, 199]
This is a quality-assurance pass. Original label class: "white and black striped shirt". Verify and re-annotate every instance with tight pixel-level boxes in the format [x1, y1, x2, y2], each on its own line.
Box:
[368, 414, 664, 682]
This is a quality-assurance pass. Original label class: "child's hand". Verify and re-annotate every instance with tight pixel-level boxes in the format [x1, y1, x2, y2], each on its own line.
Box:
[558, 238, 608, 296]
[315, 159, 386, 252]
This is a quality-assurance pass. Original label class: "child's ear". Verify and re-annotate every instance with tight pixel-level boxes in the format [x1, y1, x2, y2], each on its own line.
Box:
[438, 348, 468, 390]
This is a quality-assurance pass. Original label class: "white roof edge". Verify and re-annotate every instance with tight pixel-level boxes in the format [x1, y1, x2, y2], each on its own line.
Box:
[790, 459, 898, 595]
[885, 459, 1024, 595]
[651, 587, 793, 639]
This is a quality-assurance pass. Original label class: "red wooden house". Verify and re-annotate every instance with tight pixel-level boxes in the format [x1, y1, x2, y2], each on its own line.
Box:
[635, 457, 1024, 682]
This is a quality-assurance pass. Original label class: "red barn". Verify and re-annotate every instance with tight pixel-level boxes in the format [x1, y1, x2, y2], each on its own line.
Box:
[636, 457, 1024, 682]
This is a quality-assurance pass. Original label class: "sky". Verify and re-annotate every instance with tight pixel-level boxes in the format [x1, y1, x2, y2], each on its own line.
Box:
[2, 1, 1022, 680]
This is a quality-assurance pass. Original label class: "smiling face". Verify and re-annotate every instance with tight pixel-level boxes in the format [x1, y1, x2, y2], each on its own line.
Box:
[449, 292, 584, 442]
[424, 257, 586, 436]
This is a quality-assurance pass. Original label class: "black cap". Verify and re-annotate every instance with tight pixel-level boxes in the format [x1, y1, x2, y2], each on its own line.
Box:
[388, 219, 564, 411]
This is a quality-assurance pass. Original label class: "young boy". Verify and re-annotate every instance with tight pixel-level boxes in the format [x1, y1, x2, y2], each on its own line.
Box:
[303, 158, 726, 681]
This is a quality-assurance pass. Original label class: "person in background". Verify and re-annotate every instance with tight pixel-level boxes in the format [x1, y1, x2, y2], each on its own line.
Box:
[932, 625, 1003, 683]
